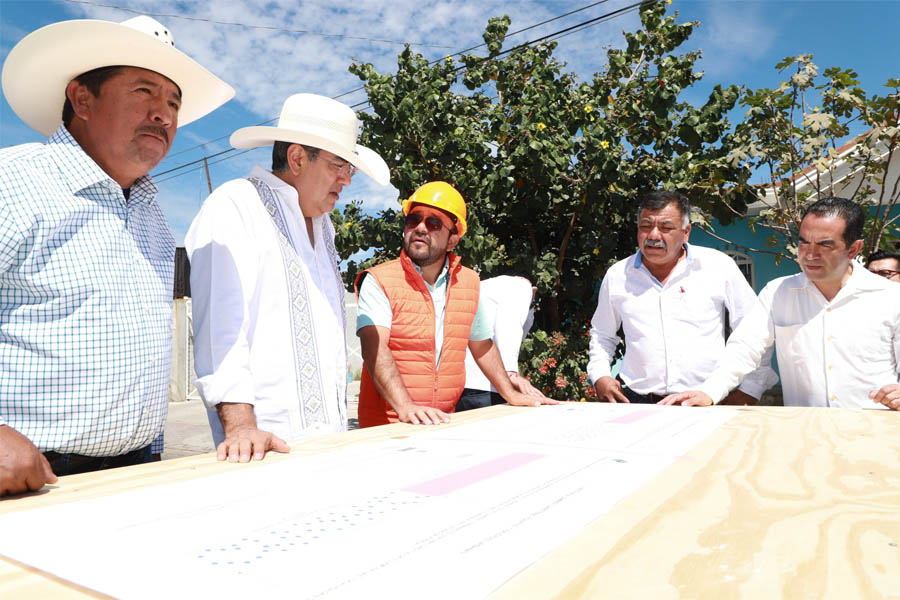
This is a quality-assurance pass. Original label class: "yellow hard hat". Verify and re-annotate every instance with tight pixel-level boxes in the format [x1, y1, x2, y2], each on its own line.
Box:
[401, 181, 468, 237]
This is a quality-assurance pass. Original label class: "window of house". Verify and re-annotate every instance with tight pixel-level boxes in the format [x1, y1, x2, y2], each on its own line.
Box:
[725, 251, 755, 289]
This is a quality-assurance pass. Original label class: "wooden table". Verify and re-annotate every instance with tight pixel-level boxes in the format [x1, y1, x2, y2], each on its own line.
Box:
[2, 405, 898, 599]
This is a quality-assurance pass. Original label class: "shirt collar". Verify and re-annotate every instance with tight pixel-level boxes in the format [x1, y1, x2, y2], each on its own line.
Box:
[633, 242, 693, 287]
[797, 260, 887, 299]
[46, 125, 158, 205]
[251, 165, 319, 226]
[634, 241, 693, 268]
[411, 255, 451, 288]
[844, 260, 891, 292]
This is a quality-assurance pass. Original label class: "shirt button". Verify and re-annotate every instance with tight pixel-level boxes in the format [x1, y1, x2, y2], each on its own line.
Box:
[827, 336, 833, 341]
[830, 395, 836, 401]
[827, 365, 833, 370]
[826, 308, 832, 312]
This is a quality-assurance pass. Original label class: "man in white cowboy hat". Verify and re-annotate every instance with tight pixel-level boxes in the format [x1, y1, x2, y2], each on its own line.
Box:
[0, 16, 233, 496]
[185, 93, 389, 462]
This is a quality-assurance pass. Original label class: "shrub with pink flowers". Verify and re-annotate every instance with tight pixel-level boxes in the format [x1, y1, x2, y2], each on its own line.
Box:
[520, 324, 604, 402]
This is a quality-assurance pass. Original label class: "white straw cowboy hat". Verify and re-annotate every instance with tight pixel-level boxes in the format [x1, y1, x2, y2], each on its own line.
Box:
[1, 15, 234, 136]
[230, 93, 390, 186]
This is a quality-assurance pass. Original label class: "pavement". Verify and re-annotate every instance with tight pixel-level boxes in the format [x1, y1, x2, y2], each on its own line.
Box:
[161, 381, 360, 460]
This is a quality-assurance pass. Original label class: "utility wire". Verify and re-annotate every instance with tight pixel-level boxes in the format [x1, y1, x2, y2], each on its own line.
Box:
[156, 150, 254, 184]
[153, 1, 643, 181]
[62, 0, 455, 48]
[161, 0, 619, 161]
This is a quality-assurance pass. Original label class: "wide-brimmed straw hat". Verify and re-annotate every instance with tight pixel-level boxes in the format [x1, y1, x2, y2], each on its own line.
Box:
[1, 15, 234, 136]
[230, 93, 390, 186]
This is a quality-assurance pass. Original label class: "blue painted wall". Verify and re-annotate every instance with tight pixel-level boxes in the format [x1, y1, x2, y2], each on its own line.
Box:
[691, 219, 799, 293]
[692, 202, 900, 292]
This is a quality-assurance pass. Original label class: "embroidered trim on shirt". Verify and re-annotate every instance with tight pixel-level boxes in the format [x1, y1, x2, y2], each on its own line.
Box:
[247, 176, 330, 427]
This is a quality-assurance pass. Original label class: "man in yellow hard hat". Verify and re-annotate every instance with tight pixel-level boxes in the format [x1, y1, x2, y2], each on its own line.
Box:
[354, 182, 556, 427]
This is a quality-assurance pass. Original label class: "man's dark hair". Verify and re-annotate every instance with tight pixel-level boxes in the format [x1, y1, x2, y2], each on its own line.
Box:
[272, 142, 319, 173]
[638, 190, 691, 228]
[865, 249, 900, 268]
[62, 66, 123, 127]
[800, 197, 864, 247]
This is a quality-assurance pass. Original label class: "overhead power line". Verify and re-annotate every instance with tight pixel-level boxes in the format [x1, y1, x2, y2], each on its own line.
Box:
[62, 0, 455, 48]
[163, 0, 619, 162]
[152, 0, 644, 182]
[156, 150, 253, 185]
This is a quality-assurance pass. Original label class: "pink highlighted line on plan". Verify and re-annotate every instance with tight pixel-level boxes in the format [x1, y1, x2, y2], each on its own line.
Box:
[404, 453, 543, 497]
[607, 410, 656, 425]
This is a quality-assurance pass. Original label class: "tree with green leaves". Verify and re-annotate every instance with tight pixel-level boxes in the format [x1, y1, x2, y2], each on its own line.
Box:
[714, 55, 899, 261]
[334, 1, 755, 400]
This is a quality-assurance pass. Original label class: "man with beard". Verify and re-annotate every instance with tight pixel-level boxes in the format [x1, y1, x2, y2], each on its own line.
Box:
[0, 15, 233, 495]
[355, 182, 557, 427]
[587, 190, 778, 404]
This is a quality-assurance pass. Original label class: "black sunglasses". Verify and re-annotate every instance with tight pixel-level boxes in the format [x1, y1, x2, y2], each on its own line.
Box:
[404, 213, 454, 233]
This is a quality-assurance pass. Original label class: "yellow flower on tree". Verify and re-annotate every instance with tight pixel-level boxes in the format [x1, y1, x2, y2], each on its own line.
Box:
[585, 105, 593, 113]
[600, 140, 610, 149]
[537, 122, 546, 131]
[592, 248, 599, 255]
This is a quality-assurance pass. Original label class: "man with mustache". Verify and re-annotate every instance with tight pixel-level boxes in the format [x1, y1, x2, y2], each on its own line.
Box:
[663, 197, 900, 410]
[355, 182, 557, 427]
[186, 94, 390, 461]
[587, 191, 778, 405]
[0, 16, 233, 495]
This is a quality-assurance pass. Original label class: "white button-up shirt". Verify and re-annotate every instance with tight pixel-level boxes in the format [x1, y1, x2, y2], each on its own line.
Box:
[699, 263, 900, 408]
[464, 276, 534, 392]
[186, 166, 347, 445]
[588, 244, 778, 397]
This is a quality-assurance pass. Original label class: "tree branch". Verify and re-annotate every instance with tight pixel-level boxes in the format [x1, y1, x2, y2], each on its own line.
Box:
[694, 223, 797, 263]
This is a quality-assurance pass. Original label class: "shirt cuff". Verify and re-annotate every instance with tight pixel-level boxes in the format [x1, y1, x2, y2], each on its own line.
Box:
[194, 372, 257, 411]
[586, 362, 612, 386]
[698, 377, 731, 405]
[736, 381, 766, 400]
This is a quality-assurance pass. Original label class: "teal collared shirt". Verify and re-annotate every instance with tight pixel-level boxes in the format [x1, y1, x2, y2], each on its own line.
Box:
[356, 256, 491, 367]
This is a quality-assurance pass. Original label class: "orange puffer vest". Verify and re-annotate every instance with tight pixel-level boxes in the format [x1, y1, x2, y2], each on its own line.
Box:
[355, 250, 480, 427]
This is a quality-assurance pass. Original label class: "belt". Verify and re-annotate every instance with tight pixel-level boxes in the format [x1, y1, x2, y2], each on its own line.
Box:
[43, 445, 151, 476]
[622, 387, 667, 404]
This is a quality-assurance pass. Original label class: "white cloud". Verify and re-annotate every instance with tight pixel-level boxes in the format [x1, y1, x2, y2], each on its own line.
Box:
[59, 0, 640, 120]
[3, 0, 642, 232]
[689, 2, 777, 78]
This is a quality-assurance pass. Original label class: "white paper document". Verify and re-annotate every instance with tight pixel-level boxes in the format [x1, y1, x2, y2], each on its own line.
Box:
[0, 403, 733, 599]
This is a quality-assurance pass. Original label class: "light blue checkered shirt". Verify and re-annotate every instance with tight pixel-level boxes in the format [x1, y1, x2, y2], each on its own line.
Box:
[0, 126, 172, 456]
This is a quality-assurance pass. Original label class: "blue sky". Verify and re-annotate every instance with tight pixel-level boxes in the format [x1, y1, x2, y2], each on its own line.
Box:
[1, 0, 898, 244]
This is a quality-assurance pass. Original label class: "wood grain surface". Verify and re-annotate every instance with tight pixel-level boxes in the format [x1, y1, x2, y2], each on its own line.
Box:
[1, 405, 898, 599]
